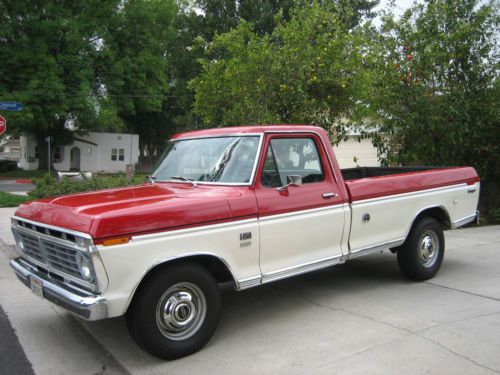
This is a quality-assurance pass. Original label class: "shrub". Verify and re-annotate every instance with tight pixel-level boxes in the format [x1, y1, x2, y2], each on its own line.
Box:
[29, 174, 147, 199]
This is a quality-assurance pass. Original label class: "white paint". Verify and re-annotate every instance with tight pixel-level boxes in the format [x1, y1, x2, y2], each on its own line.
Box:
[333, 137, 380, 168]
[19, 132, 139, 173]
[259, 205, 346, 276]
[349, 182, 480, 253]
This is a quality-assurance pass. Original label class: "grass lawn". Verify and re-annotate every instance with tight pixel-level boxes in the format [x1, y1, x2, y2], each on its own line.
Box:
[0, 192, 31, 207]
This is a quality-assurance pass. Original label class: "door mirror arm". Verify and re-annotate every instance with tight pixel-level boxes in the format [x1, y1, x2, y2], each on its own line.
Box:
[276, 175, 302, 191]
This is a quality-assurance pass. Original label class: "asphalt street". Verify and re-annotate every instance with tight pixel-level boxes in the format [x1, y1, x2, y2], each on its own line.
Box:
[0, 180, 35, 194]
[1, 206, 499, 375]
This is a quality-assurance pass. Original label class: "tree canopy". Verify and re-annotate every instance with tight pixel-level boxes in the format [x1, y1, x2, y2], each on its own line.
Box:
[0, 0, 118, 169]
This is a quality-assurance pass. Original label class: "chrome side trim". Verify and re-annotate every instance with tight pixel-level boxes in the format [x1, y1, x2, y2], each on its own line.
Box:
[237, 275, 262, 290]
[349, 238, 405, 259]
[130, 218, 258, 242]
[350, 183, 468, 205]
[451, 213, 477, 229]
[261, 255, 342, 284]
[10, 258, 108, 321]
[259, 203, 348, 223]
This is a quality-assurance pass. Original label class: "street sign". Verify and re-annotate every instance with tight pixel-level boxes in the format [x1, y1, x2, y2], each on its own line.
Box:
[0, 102, 23, 111]
[0, 114, 6, 136]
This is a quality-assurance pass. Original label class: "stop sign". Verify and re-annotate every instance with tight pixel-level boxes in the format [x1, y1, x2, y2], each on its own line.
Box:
[0, 114, 6, 136]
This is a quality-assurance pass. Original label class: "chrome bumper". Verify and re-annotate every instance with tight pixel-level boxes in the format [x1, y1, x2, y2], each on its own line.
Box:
[10, 257, 108, 321]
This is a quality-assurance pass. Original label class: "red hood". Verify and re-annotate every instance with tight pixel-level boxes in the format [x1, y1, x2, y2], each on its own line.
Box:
[15, 183, 257, 240]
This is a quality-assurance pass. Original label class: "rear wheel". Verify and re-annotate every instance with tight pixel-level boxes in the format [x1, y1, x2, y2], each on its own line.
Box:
[126, 263, 221, 359]
[397, 217, 445, 280]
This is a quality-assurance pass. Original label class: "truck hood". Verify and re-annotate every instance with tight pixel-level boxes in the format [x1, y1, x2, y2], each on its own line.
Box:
[15, 183, 249, 240]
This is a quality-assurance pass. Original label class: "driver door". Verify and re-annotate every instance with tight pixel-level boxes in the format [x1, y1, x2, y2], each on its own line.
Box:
[255, 134, 346, 282]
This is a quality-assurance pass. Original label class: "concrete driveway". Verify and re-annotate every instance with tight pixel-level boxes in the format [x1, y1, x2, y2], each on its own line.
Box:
[81, 225, 500, 375]
[1, 206, 499, 375]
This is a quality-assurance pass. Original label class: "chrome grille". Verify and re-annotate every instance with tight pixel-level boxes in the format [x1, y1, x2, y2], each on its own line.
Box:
[43, 241, 81, 278]
[11, 218, 97, 292]
[18, 232, 44, 262]
[17, 231, 81, 278]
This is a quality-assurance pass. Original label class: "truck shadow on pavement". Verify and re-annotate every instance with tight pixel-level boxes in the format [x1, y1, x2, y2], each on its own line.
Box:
[83, 250, 470, 364]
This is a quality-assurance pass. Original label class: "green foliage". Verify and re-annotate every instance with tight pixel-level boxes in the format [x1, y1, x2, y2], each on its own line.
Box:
[0, 192, 31, 208]
[0, 1, 119, 169]
[29, 174, 146, 199]
[190, 3, 371, 135]
[365, 0, 499, 181]
[103, 0, 178, 157]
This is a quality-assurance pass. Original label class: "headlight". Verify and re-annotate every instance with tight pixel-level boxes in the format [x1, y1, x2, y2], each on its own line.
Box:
[76, 252, 95, 283]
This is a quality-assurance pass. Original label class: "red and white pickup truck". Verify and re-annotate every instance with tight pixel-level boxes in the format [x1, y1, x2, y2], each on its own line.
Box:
[10, 125, 479, 359]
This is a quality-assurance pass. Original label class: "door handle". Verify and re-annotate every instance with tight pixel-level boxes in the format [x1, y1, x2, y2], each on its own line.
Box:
[322, 192, 338, 199]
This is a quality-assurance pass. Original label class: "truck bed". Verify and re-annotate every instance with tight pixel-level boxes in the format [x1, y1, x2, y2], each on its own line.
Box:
[341, 166, 444, 181]
[342, 166, 479, 202]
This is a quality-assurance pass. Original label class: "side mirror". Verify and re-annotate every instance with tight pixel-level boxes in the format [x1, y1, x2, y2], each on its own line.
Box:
[276, 175, 302, 191]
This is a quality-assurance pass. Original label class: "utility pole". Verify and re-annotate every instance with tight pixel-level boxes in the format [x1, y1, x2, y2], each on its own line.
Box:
[46, 136, 51, 177]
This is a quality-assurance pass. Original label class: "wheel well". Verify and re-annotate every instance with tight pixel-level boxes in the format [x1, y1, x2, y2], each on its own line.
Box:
[414, 207, 451, 230]
[127, 255, 235, 312]
[391, 207, 450, 253]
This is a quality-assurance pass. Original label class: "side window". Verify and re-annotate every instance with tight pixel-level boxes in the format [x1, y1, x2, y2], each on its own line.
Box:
[261, 138, 324, 187]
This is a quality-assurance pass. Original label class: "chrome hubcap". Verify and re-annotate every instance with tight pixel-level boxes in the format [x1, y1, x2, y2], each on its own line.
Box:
[419, 231, 439, 268]
[156, 282, 206, 340]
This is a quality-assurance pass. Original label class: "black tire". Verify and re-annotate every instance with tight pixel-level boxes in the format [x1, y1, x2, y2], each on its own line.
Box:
[126, 263, 221, 359]
[397, 217, 445, 280]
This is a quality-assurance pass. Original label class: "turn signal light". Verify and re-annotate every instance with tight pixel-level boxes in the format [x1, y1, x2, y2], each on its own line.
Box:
[102, 237, 130, 246]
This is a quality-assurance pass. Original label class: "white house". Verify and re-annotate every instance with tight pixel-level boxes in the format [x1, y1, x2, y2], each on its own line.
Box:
[19, 132, 139, 173]
[333, 136, 380, 168]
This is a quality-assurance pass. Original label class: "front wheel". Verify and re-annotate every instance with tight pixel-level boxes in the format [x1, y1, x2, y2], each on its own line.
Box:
[126, 263, 221, 359]
[397, 217, 445, 280]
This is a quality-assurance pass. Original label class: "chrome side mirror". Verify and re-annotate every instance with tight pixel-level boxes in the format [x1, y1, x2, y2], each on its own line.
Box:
[276, 175, 302, 191]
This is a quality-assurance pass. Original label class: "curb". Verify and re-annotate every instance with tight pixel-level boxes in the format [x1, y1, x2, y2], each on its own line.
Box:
[15, 179, 33, 184]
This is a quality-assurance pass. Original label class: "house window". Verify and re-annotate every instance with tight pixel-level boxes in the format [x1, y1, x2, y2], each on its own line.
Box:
[52, 146, 62, 163]
[111, 148, 125, 161]
[35, 146, 39, 159]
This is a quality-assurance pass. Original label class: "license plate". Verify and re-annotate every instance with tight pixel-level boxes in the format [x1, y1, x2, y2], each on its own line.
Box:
[30, 276, 44, 299]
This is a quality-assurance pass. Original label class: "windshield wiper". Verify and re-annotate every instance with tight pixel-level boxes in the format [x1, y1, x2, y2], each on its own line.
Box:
[170, 176, 198, 187]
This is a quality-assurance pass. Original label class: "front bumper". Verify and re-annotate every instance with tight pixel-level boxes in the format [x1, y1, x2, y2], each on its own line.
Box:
[10, 257, 108, 321]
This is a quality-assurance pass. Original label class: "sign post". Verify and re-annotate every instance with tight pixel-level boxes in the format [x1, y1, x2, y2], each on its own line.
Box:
[46, 136, 52, 177]
[0, 114, 6, 136]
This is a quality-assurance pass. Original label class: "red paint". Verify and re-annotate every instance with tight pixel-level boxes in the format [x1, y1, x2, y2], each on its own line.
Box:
[345, 167, 479, 202]
[0, 114, 6, 136]
[16, 183, 258, 241]
[14, 125, 480, 241]
[254, 131, 347, 218]
[16, 179, 33, 184]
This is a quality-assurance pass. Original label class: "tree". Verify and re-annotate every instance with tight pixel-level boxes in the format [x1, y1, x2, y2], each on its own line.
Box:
[0, 1, 118, 170]
[364, 0, 499, 219]
[190, 3, 371, 135]
[102, 0, 178, 160]
[366, 1, 499, 173]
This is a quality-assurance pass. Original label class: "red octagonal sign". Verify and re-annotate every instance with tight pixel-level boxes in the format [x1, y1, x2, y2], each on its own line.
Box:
[0, 114, 6, 136]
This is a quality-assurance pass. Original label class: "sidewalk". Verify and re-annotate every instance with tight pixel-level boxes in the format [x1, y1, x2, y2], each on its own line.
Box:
[1, 206, 500, 374]
[0, 180, 35, 196]
[0, 207, 127, 375]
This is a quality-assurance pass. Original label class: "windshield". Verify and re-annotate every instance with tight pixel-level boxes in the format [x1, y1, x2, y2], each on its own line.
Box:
[152, 136, 261, 184]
